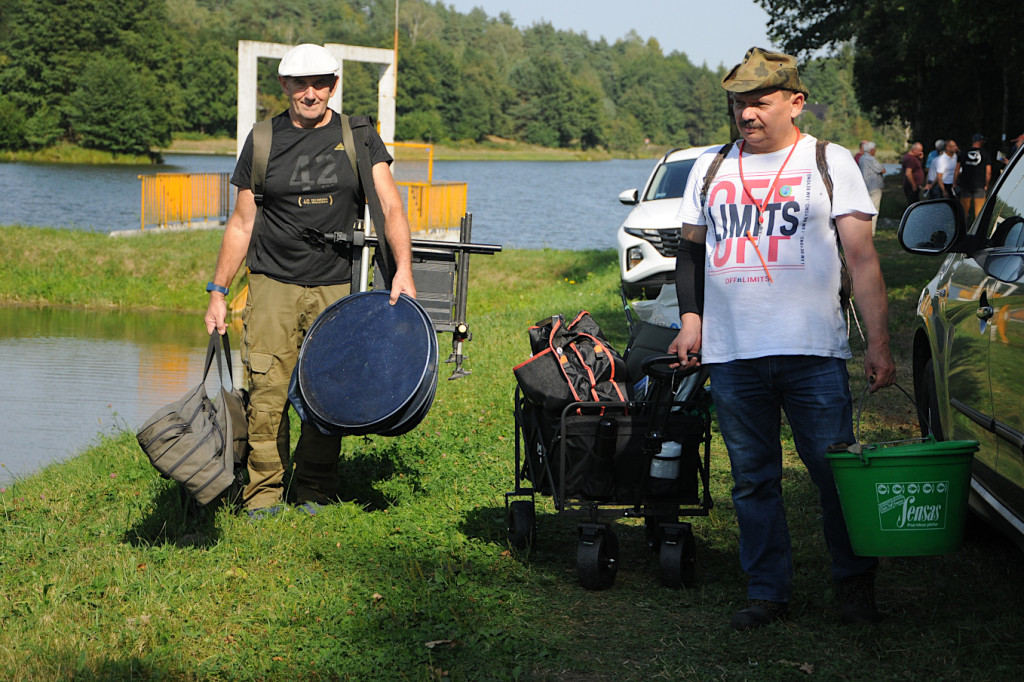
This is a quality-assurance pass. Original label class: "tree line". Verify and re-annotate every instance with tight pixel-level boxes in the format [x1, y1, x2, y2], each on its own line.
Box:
[757, 0, 1024, 155]
[0, 0, 905, 157]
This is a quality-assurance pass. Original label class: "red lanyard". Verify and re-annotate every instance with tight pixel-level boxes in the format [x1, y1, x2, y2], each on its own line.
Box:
[736, 127, 802, 283]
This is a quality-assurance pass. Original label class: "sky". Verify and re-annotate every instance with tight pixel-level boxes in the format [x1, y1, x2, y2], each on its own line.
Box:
[441, 0, 775, 68]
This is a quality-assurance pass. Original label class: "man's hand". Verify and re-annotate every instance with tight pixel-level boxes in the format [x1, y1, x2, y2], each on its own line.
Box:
[864, 342, 896, 393]
[835, 211, 897, 394]
[205, 294, 228, 335]
[388, 267, 417, 304]
[668, 313, 703, 368]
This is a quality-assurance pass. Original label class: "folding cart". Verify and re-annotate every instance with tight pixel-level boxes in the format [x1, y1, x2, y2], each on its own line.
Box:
[506, 348, 713, 590]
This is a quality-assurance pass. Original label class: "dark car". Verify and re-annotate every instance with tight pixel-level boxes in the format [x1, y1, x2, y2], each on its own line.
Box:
[898, 149, 1024, 551]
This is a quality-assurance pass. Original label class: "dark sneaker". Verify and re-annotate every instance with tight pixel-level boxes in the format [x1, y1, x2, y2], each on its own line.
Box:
[245, 504, 284, 521]
[298, 501, 324, 516]
[839, 572, 885, 625]
[730, 599, 788, 630]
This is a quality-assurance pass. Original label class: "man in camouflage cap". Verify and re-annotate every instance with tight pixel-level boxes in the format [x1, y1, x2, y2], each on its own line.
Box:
[670, 47, 895, 630]
[721, 46, 809, 97]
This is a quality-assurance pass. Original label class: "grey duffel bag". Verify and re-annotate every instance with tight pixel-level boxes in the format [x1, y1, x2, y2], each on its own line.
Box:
[136, 331, 247, 506]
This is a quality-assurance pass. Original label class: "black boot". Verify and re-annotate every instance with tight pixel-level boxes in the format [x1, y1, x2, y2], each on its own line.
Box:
[729, 599, 788, 630]
[839, 572, 885, 625]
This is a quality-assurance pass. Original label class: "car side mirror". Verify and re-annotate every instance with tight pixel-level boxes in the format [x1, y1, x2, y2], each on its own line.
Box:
[984, 253, 1024, 282]
[897, 198, 967, 255]
[618, 189, 639, 206]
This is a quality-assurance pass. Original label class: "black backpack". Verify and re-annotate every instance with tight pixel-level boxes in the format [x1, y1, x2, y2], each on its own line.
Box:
[512, 311, 628, 412]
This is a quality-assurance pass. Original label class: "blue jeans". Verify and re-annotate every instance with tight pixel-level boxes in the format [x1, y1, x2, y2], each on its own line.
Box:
[708, 356, 878, 603]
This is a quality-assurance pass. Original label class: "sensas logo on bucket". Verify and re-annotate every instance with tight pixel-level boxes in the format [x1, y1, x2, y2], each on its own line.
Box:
[875, 481, 948, 531]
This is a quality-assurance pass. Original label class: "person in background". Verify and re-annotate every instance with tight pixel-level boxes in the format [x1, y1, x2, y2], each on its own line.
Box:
[1011, 132, 1024, 157]
[929, 139, 959, 199]
[901, 142, 925, 206]
[670, 46, 895, 632]
[853, 140, 868, 165]
[924, 139, 944, 171]
[858, 141, 885, 233]
[204, 43, 416, 518]
[957, 134, 991, 222]
[1000, 131, 1024, 166]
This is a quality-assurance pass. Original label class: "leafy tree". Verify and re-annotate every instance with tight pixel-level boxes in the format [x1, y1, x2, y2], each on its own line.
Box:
[65, 58, 175, 155]
[0, 96, 25, 149]
[396, 40, 461, 141]
[23, 104, 62, 148]
[0, 0, 922, 156]
[0, 0, 181, 152]
[756, 0, 1024, 148]
[179, 40, 236, 136]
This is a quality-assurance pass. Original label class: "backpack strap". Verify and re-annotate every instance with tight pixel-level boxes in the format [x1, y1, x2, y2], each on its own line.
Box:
[815, 138, 859, 332]
[700, 142, 734, 207]
[349, 115, 397, 288]
[339, 113, 357, 179]
[250, 118, 273, 206]
[816, 138, 834, 204]
[251, 114, 356, 204]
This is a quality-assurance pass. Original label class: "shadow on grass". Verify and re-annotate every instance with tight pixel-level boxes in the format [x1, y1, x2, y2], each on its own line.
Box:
[461, 501, 737, 591]
[123, 482, 233, 548]
[332, 440, 421, 511]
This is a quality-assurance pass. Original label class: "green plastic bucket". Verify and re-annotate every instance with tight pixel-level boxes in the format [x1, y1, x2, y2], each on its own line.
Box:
[826, 438, 978, 556]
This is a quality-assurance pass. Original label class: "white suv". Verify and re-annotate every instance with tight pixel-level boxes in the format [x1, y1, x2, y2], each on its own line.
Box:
[617, 145, 719, 299]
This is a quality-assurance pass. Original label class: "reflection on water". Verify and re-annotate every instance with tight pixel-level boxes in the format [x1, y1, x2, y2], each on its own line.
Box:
[0, 307, 240, 484]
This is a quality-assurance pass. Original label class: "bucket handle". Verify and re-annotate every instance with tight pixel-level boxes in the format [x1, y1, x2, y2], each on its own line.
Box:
[842, 381, 932, 464]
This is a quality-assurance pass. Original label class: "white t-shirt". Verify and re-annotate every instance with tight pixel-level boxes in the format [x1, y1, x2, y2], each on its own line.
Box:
[932, 152, 957, 185]
[676, 134, 875, 364]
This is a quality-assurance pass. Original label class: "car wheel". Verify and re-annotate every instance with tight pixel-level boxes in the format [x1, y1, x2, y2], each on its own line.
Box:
[919, 358, 945, 440]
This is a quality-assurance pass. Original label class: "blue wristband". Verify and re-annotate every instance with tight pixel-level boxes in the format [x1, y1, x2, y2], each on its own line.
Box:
[206, 282, 229, 296]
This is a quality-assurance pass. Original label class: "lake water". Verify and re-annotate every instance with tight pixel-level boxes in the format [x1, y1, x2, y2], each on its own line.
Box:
[0, 154, 653, 251]
[0, 307, 242, 484]
[0, 153, 658, 482]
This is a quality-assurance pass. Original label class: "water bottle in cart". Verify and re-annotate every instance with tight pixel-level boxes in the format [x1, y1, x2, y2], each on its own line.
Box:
[650, 440, 682, 480]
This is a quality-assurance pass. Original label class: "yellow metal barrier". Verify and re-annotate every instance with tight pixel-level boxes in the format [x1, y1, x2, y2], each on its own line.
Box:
[392, 142, 467, 231]
[139, 172, 230, 230]
[399, 181, 468, 231]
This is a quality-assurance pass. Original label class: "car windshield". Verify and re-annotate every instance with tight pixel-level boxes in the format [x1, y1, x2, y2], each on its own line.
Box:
[643, 158, 697, 202]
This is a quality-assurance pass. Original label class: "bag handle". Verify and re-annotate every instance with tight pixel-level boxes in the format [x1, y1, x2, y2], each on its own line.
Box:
[203, 330, 236, 390]
[833, 382, 931, 464]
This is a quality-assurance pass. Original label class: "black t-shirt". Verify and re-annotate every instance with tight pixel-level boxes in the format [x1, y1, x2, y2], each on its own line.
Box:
[957, 147, 991, 191]
[231, 110, 392, 285]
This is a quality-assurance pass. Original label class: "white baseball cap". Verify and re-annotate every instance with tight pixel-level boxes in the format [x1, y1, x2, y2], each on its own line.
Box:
[278, 44, 339, 77]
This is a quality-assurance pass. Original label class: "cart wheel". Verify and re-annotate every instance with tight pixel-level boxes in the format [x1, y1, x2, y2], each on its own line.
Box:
[577, 526, 619, 590]
[659, 525, 696, 589]
[506, 500, 536, 550]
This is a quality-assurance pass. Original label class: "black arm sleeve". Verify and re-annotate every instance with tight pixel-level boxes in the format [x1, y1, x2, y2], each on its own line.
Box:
[674, 237, 705, 317]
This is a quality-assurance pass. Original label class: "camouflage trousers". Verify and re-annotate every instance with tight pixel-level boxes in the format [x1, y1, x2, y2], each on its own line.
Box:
[241, 274, 350, 509]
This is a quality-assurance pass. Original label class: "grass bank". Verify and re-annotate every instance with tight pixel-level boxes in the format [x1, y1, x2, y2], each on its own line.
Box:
[0, 143, 156, 165]
[162, 134, 631, 162]
[1, 225, 1022, 680]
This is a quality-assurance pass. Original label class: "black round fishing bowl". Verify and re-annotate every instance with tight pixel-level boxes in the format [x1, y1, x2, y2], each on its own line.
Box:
[293, 291, 438, 436]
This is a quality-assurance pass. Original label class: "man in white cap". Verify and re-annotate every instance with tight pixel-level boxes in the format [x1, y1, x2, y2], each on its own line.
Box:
[670, 47, 895, 630]
[204, 43, 416, 516]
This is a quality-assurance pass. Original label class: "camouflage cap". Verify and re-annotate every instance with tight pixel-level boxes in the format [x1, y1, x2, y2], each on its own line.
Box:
[721, 47, 809, 97]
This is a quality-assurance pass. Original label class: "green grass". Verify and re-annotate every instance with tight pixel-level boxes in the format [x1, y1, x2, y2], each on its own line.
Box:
[0, 143, 157, 165]
[1, 223, 1022, 680]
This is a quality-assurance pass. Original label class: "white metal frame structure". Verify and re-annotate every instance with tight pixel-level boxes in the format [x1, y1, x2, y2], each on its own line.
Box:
[235, 40, 396, 158]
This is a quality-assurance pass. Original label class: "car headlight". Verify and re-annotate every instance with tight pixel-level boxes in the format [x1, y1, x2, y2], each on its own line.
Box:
[627, 246, 644, 270]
